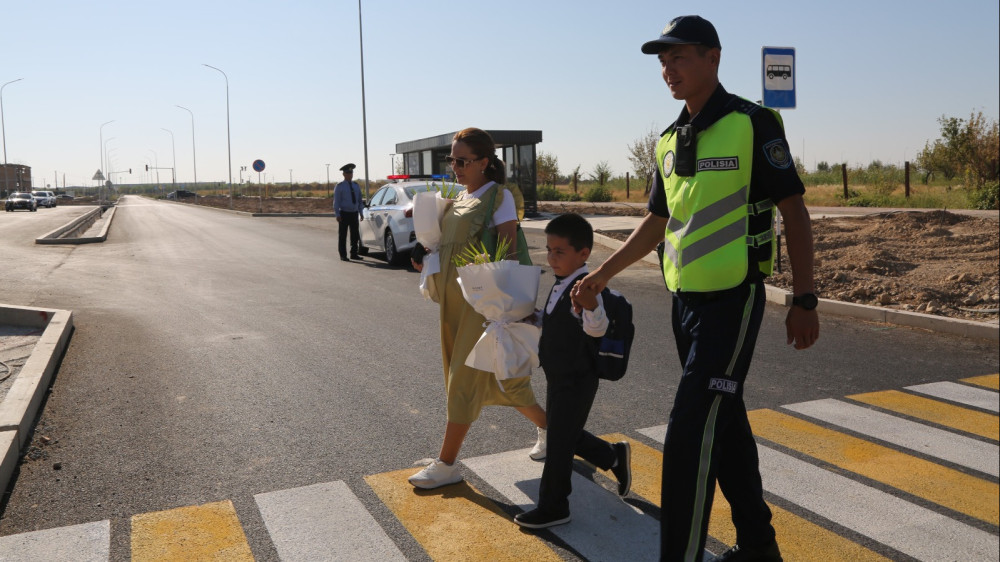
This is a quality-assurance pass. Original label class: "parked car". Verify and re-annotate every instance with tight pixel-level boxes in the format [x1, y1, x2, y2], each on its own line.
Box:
[31, 190, 57, 208]
[166, 190, 198, 200]
[360, 177, 457, 266]
[57, 194, 75, 200]
[5, 192, 38, 212]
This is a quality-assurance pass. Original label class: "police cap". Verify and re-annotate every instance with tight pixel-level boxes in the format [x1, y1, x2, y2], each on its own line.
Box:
[641, 15, 721, 54]
[339, 163, 356, 172]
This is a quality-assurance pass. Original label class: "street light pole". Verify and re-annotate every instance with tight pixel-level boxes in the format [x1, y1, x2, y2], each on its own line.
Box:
[148, 149, 159, 192]
[202, 64, 233, 209]
[161, 128, 176, 186]
[1, 78, 24, 197]
[176, 105, 197, 188]
[357, 0, 371, 201]
[325, 163, 330, 197]
[99, 120, 114, 198]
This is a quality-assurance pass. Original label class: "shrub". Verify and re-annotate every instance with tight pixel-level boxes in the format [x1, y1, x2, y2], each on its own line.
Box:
[584, 185, 613, 202]
[536, 184, 565, 201]
[970, 181, 999, 210]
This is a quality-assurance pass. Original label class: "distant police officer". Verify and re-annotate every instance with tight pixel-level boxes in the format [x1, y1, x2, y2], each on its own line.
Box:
[575, 15, 819, 562]
[333, 163, 364, 261]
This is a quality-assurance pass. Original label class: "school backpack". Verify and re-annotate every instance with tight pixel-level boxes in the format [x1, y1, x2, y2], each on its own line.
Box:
[593, 287, 635, 381]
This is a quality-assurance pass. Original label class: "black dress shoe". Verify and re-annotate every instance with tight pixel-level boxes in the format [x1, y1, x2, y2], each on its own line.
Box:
[513, 508, 571, 529]
[350, 254, 361, 260]
[611, 441, 631, 496]
[715, 540, 783, 562]
[340, 256, 349, 262]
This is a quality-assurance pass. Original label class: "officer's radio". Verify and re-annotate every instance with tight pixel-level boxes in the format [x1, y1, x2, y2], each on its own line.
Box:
[675, 124, 697, 177]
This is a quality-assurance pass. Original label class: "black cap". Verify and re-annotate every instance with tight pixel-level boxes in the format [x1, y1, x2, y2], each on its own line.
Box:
[641, 15, 721, 54]
[340, 163, 356, 172]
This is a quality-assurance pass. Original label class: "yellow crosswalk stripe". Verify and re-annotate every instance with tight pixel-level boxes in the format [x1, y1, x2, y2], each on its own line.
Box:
[848, 389, 999, 441]
[963, 374, 1000, 390]
[366, 468, 561, 561]
[130, 500, 253, 561]
[601, 432, 890, 561]
[749, 409, 999, 525]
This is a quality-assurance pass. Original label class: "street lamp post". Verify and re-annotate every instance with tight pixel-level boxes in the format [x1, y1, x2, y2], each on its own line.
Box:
[99, 120, 114, 198]
[325, 163, 330, 197]
[202, 64, 233, 209]
[148, 149, 159, 192]
[161, 128, 176, 187]
[176, 105, 197, 190]
[357, 0, 371, 201]
[1, 78, 24, 198]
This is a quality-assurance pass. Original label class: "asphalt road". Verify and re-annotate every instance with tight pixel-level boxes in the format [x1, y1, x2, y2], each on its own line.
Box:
[0, 196, 996, 560]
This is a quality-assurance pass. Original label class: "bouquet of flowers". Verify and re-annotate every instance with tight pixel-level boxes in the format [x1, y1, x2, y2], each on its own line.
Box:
[412, 182, 460, 301]
[454, 240, 542, 384]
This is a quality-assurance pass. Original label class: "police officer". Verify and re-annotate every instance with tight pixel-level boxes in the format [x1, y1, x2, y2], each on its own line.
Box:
[333, 163, 364, 261]
[575, 15, 819, 562]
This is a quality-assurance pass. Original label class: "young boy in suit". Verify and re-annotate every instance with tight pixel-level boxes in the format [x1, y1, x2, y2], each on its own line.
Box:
[514, 213, 631, 529]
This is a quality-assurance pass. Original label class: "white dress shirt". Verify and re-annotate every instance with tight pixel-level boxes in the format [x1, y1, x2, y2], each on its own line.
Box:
[545, 264, 609, 337]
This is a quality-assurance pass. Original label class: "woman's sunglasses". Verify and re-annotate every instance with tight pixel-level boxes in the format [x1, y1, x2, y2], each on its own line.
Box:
[445, 155, 480, 169]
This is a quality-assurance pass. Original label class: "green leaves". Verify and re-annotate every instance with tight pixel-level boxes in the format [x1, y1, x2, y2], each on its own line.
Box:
[452, 236, 513, 267]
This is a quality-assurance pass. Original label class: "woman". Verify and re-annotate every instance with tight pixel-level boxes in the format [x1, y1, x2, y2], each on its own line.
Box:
[409, 128, 547, 489]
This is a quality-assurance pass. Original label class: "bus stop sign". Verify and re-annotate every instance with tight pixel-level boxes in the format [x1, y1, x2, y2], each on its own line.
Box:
[762, 46, 795, 109]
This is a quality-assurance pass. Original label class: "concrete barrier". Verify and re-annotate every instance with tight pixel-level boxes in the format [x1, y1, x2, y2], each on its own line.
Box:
[0, 305, 74, 495]
[36, 206, 115, 245]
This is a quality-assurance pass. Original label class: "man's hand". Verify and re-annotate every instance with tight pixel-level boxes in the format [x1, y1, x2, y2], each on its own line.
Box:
[785, 307, 819, 349]
[570, 279, 601, 313]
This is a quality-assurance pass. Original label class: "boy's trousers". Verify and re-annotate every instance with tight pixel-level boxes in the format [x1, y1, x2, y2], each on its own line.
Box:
[660, 278, 775, 561]
[537, 368, 617, 515]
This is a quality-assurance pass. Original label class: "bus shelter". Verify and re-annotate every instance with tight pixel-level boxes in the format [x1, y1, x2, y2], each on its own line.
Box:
[394, 130, 542, 216]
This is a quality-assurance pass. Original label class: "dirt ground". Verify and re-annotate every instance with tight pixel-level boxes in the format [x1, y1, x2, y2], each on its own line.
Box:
[181, 196, 999, 322]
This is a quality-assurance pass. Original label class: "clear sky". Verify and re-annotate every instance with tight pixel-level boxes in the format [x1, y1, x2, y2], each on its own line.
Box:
[1, 0, 997, 189]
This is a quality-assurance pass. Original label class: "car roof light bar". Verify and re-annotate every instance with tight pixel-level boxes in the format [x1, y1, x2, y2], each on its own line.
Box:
[386, 174, 452, 180]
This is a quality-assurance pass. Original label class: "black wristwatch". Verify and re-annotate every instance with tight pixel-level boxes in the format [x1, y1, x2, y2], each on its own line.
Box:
[792, 293, 818, 311]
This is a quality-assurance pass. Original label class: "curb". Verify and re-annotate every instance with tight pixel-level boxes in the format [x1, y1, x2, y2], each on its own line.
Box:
[35, 206, 116, 245]
[589, 230, 999, 342]
[0, 305, 74, 496]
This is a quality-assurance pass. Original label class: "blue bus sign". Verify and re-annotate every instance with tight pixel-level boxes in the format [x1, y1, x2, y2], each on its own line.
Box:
[762, 46, 795, 109]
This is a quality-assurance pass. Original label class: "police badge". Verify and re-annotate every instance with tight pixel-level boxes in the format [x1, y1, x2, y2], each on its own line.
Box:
[663, 150, 676, 177]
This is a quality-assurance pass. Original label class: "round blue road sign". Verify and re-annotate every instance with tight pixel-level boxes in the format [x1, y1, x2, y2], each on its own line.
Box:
[252, 159, 265, 172]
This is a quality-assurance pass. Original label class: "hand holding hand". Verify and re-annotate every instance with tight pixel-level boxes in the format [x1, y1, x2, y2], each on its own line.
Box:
[571, 280, 599, 313]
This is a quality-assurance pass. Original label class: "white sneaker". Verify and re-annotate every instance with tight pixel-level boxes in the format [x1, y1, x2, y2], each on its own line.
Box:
[529, 427, 547, 460]
[408, 459, 463, 489]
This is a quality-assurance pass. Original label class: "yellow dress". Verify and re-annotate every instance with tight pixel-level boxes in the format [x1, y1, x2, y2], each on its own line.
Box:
[436, 184, 537, 424]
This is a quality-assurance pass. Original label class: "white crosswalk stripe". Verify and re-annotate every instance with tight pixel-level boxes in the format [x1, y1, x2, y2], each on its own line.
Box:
[462, 448, 665, 562]
[0, 520, 109, 561]
[255, 480, 407, 562]
[783, 398, 999, 476]
[904, 381, 1000, 412]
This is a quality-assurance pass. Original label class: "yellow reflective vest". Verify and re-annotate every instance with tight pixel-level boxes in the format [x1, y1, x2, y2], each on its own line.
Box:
[655, 104, 778, 292]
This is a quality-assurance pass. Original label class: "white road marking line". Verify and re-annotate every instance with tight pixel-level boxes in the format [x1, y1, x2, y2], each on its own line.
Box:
[759, 446, 1000, 561]
[462, 448, 663, 562]
[0, 520, 109, 561]
[255, 480, 406, 562]
[905, 381, 1000, 413]
[783, 399, 999, 476]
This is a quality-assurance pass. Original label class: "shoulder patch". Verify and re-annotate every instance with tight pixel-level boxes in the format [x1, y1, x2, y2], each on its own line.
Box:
[763, 139, 793, 169]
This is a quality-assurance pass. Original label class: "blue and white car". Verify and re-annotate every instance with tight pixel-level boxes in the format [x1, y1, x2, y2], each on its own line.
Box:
[360, 176, 458, 266]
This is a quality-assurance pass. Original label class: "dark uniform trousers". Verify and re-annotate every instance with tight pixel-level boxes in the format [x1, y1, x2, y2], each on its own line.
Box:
[537, 284, 617, 516]
[661, 278, 775, 561]
[338, 211, 361, 258]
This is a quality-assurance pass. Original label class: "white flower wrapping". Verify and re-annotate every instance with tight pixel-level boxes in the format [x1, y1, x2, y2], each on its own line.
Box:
[412, 191, 453, 301]
[457, 260, 542, 384]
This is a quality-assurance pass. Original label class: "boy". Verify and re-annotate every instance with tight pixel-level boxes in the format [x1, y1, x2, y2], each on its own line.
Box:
[514, 213, 631, 529]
